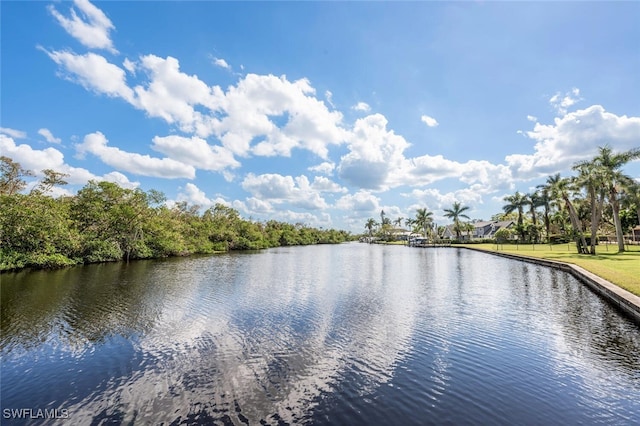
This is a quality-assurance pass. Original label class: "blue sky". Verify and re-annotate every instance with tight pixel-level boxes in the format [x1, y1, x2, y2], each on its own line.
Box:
[2, 0, 639, 232]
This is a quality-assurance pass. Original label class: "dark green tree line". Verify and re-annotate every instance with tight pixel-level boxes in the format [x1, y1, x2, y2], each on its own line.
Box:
[0, 157, 351, 271]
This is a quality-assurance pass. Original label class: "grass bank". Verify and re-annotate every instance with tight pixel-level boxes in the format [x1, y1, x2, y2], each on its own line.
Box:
[460, 243, 640, 296]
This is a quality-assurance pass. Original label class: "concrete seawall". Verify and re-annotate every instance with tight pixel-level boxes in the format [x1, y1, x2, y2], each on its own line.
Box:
[463, 247, 640, 325]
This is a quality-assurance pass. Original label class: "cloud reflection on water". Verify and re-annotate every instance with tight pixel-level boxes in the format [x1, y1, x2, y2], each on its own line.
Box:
[2, 245, 639, 424]
[57, 245, 420, 424]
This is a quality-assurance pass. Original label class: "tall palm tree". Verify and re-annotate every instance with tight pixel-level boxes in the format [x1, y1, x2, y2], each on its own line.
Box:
[621, 183, 640, 243]
[394, 217, 404, 228]
[414, 208, 434, 239]
[573, 160, 606, 254]
[535, 184, 553, 243]
[622, 181, 640, 226]
[547, 173, 589, 254]
[525, 191, 544, 243]
[380, 216, 392, 240]
[443, 201, 470, 239]
[589, 145, 640, 252]
[364, 218, 377, 242]
[503, 191, 528, 241]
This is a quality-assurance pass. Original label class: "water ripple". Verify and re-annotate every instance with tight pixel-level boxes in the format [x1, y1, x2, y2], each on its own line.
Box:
[1, 245, 639, 425]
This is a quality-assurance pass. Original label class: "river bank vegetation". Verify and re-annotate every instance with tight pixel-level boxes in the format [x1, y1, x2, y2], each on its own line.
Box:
[363, 146, 639, 255]
[0, 157, 351, 271]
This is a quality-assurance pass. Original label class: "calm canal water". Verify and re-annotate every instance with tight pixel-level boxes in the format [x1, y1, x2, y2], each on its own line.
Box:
[1, 244, 639, 425]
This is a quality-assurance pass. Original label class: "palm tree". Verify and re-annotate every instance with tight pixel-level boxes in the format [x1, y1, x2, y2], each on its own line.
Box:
[364, 218, 377, 242]
[573, 160, 606, 254]
[443, 202, 470, 239]
[503, 191, 528, 241]
[414, 208, 434, 239]
[535, 184, 553, 243]
[394, 217, 404, 228]
[547, 173, 589, 254]
[463, 222, 475, 241]
[551, 209, 569, 235]
[380, 216, 392, 241]
[622, 181, 640, 227]
[621, 183, 640, 243]
[525, 192, 544, 242]
[589, 145, 640, 252]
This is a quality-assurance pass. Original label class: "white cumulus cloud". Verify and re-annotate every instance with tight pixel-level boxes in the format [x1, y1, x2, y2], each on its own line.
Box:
[102, 171, 139, 189]
[122, 58, 136, 74]
[38, 128, 61, 144]
[76, 132, 195, 179]
[352, 102, 371, 112]
[241, 173, 328, 210]
[133, 54, 224, 133]
[335, 190, 380, 212]
[48, 0, 117, 53]
[507, 105, 640, 179]
[338, 114, 409, 190]
[308, 161, 335, 175]
[311, 176, 347, 193]
[0, 127, 27, 139]
[403, 187, 485, 215]
[243, 197, 274, 214]
[213, 57, 231, 69]
[151, 135, 240, 172]
[44, 49, 134, 102]
[176, 183, 227, 208]
[388, 153, 514, 193]
[0, 134, 139, 187]
[420, 115, 439, 127]
[275, 210, 332, 227]
[224, 74, 348, 159]
[549, 88, 582, 115]
[44, 48, 350, 161]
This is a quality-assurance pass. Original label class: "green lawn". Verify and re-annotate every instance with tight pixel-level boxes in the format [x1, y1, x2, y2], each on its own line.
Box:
[461, 243, 640, 296]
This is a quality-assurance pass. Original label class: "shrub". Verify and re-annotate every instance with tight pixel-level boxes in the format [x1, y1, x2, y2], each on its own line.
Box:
[549, 234, 571, 244]
[494, 228, 512, 243]
[0, 250, 28, 271]
[211, 242, 229, 252]
[84, 240, 123, 263]
[27, 253, 76, 269]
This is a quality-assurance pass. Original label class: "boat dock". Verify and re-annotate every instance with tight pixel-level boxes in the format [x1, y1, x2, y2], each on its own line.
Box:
[408, 238, 452, 247]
